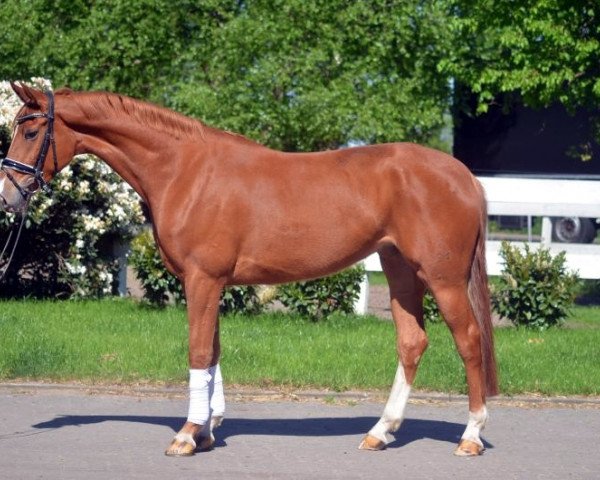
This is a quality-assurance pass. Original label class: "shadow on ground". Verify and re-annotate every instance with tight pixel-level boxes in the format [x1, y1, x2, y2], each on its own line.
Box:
[30, 414, 493, 450]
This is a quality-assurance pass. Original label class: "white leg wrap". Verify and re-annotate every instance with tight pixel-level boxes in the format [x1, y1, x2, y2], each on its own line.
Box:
[461, 407, 488, 447]
[187, 364, 226, 429]
[368, 363, 412, 443]
[187, 368, 212, 425]
[209, 363, 225, 417]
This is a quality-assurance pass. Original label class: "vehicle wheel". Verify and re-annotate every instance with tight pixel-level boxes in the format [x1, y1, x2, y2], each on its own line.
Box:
[551, 217, 597, 243]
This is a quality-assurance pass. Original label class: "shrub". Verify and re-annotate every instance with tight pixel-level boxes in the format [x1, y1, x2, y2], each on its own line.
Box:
[1, 78, 144, 298]
[128, 230, 184, 305]
[220, 285, 264, 315]
[423, 291, 442, 323]
[278, 264, 366, 320]
[491, 241, 579, 330]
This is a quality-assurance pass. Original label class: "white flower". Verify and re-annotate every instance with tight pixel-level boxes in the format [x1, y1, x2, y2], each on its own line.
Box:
[65, 261, 87, 275]
[0, 78, 53, 129]
[78, 180, 90, 195]
[108, 204, 126, 221]
[81, 214, 106, 234]
[59, 166, 73, 178]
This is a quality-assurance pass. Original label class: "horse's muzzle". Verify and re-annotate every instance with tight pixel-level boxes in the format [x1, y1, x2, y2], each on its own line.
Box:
[0, 183, 27, 213]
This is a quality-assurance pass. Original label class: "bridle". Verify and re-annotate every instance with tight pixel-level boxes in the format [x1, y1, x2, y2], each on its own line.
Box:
[0, 90, 58, 199]
[0, 90, 58, 281]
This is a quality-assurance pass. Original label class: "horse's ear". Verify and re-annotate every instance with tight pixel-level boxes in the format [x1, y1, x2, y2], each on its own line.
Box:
[10, 81, 45, 108]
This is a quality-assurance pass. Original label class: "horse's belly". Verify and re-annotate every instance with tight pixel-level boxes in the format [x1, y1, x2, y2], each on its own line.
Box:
[231, 234, 380, 285]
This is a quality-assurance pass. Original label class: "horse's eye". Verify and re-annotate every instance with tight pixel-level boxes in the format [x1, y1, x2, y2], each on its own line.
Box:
[24, 130, 38, 140]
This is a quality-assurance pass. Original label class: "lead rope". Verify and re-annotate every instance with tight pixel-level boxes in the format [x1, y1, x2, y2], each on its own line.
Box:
[0, 202, 29, 282]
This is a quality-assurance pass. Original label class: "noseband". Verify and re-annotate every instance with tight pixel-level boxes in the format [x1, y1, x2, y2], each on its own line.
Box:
[0, 90, 58, 199]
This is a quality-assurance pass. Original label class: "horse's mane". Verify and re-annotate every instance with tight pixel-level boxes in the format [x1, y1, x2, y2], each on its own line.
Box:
[64, 89, 206, 140]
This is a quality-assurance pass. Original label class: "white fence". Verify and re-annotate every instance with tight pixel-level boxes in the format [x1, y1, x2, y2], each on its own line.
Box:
[355, 176, 600, 314]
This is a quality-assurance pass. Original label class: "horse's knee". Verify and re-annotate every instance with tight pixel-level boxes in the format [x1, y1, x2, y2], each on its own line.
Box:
[189, 351, 216, 369]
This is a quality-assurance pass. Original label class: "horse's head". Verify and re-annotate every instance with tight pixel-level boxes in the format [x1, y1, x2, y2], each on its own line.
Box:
[0, 82, 76, 212]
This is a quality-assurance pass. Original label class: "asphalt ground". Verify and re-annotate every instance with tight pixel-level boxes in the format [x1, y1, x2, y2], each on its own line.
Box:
[1, 383, 599, 480]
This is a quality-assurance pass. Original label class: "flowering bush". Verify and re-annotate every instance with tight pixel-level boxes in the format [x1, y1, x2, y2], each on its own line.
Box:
[0, 79, 144, 298]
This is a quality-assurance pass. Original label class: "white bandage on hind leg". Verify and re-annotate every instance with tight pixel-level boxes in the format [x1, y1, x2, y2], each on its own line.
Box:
[209, 363, 225, 418]
[187, 368, 212, 425]
[461, 407, 488, 447]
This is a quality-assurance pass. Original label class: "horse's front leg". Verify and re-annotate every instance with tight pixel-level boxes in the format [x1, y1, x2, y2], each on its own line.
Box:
[165, 274, 226, 457]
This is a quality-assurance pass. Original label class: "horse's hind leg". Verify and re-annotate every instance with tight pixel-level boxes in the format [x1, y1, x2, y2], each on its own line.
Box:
[359, 249, 428, 450]
[432, 283, 488, 456]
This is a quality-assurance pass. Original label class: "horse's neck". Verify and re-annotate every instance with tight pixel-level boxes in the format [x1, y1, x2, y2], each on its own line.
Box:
[71, 103, 195, 203]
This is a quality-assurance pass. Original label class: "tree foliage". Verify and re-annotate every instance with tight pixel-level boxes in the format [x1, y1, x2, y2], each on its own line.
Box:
[1, 1, 599, 150]
[170, 1, 454, 151]
[443, 1, 600, 114]
[0, 0, 453, 151]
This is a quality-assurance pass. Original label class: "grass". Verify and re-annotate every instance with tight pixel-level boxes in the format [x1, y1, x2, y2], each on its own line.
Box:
[0, 299, 599, 396]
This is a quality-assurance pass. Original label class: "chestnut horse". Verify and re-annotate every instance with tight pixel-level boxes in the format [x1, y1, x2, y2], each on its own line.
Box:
[1, 83, 497, 457]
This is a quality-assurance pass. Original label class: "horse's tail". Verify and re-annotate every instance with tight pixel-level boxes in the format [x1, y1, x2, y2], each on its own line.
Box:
[467, 183, 499, 397]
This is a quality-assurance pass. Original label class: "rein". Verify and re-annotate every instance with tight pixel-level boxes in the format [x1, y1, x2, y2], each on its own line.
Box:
[0, 90, 57, 281]
[0, 207, 28, 281]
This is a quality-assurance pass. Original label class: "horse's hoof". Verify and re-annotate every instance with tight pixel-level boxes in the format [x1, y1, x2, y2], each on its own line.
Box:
[165, 433, 196, 457]
[358, 434, 386, 451]
[454, 439, 484, 457]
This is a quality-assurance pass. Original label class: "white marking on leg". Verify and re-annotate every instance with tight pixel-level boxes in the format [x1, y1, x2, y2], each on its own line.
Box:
[209, 363, 225, 417]
[0, 178, 5, 196]
[368, 363, 412, 444]
[173, 431, 196, 449]
[461, 406, 488, 448]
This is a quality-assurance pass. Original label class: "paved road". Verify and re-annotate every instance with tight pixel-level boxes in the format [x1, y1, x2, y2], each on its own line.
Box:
[1, 385, 599, 480]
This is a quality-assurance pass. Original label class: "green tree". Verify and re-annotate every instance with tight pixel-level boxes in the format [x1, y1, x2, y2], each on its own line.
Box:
[171, 0, 454, 151]
[0, 0, 455, 151]
[0, 0, 237, 101]
[443, 1, 600, 113]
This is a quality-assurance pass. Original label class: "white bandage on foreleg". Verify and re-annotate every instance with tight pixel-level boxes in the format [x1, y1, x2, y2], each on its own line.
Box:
[187, 368, 212, 425]
[209, 363, 225, 417]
